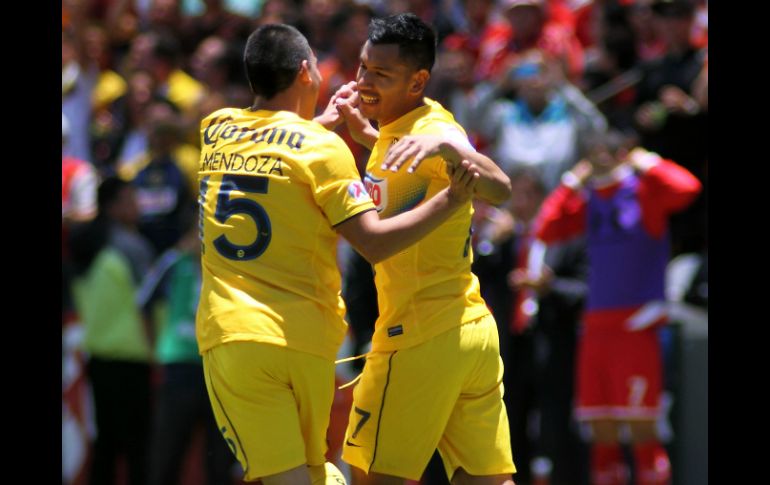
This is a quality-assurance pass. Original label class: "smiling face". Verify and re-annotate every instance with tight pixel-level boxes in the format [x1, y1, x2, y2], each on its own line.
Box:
[355, 41, 428, 126]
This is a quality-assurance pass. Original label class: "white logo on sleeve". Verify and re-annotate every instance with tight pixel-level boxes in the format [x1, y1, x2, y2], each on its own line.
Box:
[347, 181, 371, 202]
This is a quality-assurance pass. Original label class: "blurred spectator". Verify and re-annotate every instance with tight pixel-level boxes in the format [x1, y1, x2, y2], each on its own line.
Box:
[180, 0, 253, 56]
[138, 210, 236, 485]
[63, 114, 100, 228]
[472, 168, 588, 485]
[188, 35, 253, 127]
[478, 0, 585, 83]
[69, 177, 155, 485]
[126, 101, 196, 254]
[633, 0, 707, 255]
[63, 25, 98, 163]
[92, 69, 159, 175]
[63, 113, 100, 318]
[627, 0, 666, 62]
[535, 131, 701, 485]
[469, 50, 607, 191]
[581, 1, 640, 131]
[145, 30, 208, 133]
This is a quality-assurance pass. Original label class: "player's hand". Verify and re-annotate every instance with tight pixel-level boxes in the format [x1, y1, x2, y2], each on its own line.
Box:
[447, 160, 480, 204]
[507, 266, 554, 295]
[314, 81, 358, 129]
[382, 134, 456, 174]
[570, 159, 593, 185]
[660, 85, 699, 115]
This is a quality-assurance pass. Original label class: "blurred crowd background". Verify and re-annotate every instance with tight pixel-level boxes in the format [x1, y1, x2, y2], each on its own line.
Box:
[61, 0, 707, 484]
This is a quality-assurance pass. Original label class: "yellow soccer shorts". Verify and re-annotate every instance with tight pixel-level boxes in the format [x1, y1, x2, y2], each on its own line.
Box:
[202, 341, 336, 481]
[341, 314, 516, 480]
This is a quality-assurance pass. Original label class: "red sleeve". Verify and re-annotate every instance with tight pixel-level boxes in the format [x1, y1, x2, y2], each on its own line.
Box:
[534, 184, 587, 243]
[638, 158, 703, 238]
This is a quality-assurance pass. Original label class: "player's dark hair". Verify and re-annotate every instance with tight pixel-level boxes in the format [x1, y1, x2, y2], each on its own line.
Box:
[580, 129, 637, 158]
[368, 13, 436, 72]
[243, 24, 313, 99]
[508, 166, 547, 197]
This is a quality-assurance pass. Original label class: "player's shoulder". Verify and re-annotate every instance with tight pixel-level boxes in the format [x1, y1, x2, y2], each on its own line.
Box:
[416, 98, 465, 134]
[200, 107, 241, 126]
[301, 120, 351, 152]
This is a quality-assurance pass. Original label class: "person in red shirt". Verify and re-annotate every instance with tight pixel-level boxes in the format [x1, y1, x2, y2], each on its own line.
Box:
[478, 0, 585, 82]
[534, 130, 701, 485]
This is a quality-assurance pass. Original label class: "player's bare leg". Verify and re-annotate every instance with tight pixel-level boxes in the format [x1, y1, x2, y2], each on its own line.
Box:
[626, 420, 671, 485]
[261, 464, 312, 485]
[350, 466, 404, 485]
[587, 419, 628, 485]
[451, 467, 515, 485]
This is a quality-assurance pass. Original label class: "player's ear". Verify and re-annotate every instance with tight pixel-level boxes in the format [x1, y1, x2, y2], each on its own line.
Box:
[298, 60, 311, 85]
[409, 69, 430, 95]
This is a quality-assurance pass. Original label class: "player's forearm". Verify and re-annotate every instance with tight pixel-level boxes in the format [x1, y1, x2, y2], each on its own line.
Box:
[443, 141, 511, 205]
[535, 184, 587, 243]
[352, 125, 379, 151]
[345, 188, 465, 264]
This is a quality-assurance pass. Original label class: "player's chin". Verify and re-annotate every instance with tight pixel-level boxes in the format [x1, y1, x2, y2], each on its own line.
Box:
[358, 102, 378, 120]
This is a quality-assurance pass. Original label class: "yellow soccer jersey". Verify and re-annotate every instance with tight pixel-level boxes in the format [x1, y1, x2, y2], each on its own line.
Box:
[363, 98, 490, 352]
[196, 108, 376, 361]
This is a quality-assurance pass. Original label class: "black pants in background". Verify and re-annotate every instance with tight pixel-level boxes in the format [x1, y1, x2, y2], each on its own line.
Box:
[148, 363, 235, 485]
[87, 357, 151, 485]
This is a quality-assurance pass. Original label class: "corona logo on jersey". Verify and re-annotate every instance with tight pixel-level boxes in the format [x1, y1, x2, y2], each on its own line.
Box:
[364, 172, 388, 212]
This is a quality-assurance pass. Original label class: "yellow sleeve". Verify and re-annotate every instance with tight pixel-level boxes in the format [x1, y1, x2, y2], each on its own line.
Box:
[412, 119, 471, 182]
[304, 134, 376, 226]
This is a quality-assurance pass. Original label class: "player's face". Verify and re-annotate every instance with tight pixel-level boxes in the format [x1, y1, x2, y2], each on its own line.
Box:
[587, 143, 620, 176]
[356, 41, 424, 126]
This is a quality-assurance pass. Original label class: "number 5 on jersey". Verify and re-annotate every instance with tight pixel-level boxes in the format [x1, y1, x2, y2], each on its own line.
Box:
[200, 174, 272, 261]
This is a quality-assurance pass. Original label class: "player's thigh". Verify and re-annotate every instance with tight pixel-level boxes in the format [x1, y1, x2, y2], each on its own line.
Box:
[342, 329, 469, 480]
[607, 331, 663, 419]
[575, 333, 613, 420]
[203, 341, 334, 480]
[439, 315, 516, 479]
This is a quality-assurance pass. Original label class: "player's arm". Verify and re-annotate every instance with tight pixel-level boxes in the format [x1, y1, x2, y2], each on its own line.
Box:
[381, 133, 512, 206]
[534, 161, 590, 244]
[315, 82, 379, 150]
[630, 148, 702, 213]
[336, 160, 479, 264]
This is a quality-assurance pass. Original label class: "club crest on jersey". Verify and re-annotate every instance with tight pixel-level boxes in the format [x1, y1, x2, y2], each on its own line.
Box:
[347, 181, 369, 201]
[363, 172, 388, 212]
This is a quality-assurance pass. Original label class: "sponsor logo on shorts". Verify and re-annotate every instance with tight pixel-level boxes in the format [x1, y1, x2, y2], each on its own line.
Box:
[345, 439, 362, 448]
[387, 325, 403, 337]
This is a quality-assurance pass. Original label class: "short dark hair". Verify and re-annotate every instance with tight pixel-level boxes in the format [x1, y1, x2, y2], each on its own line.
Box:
[98, 176, 131, 214]
[151, 31, 182, 66]
[368, 13, 436, 72]
[508, 166, 547, 197]
[329, 3, 374, 32]
[243, 24, 313, 99]
[580, 129, 637, 157]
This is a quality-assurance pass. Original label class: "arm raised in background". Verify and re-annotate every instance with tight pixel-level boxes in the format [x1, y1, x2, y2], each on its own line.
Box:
[336, 160, 480, 264]
[534, 160, 591, 244]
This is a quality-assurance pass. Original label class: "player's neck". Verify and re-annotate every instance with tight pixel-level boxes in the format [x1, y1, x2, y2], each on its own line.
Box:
[380, 97, 426, 127]
[250, 88, 312, 119]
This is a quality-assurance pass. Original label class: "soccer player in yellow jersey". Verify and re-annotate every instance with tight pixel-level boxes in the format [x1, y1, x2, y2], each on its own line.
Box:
[196, 24, 482, 485]
[329, 13, 517, 485]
